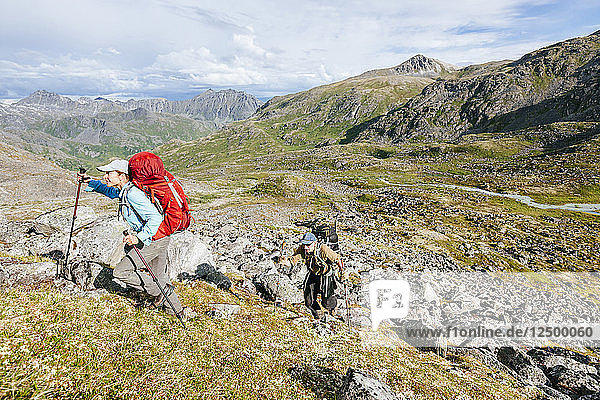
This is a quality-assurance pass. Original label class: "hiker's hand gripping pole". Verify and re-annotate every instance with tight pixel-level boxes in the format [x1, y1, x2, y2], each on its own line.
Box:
[123, 231, 187, 330]
[60, 167, 86, 278]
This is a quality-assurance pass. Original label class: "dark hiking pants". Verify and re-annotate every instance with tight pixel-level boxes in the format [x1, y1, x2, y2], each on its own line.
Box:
[304, 272, 337, 318]
[113, 236, 183, 314]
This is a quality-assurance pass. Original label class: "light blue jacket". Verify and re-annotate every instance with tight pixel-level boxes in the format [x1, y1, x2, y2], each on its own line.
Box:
[85, 180, 162, 246]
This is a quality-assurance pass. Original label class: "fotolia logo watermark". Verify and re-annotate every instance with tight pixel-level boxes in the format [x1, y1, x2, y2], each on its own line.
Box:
[369, 280, 411, 331]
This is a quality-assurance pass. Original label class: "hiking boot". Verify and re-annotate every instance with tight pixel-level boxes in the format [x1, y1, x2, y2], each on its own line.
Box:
[151, 284, 174, 309]
[151, 292, 164, 309]
[328, 308, 345, 322]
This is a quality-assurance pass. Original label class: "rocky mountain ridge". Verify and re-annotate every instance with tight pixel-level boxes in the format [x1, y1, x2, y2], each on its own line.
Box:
[182, 30, 600, 159]
[355, 30, 600, 143]
[0, 89, 263, 169]
[16, 88, 263, 123]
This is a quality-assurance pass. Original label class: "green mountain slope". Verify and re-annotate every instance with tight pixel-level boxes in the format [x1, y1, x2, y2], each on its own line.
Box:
[253, 73, 432, 147]
[355, 30, 600, 143]
[158, 56, 443, 171]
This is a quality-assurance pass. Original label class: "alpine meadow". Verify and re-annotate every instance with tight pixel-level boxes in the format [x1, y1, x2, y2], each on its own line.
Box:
[1, 21, 600, 400]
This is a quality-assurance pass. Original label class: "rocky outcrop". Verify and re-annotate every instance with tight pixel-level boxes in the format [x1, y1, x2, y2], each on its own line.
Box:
[491, 347, 600, 399]
[289, 365, 409, 400]
[167, 231, 216, 281]
[254, 264, 304, 304]
[0, 208, 219, 290]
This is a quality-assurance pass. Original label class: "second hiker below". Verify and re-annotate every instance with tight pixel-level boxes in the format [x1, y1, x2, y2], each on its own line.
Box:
[78, 158, 195, 319]
[281, 232, 344, 320]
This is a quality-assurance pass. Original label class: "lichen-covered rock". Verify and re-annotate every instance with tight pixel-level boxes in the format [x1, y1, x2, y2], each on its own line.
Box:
[337, 368, 401, 400]
[254, 265, 304, 304]
[289, 364, 345, 400]
[35, 206, 98, 235]
[546, 365, 600, 397]
[496, 347, 548, 386]
[207, 303, 240, 319]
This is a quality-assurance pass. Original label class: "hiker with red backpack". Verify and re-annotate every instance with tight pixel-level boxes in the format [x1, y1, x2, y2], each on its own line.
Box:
[78, 153, 195, 321]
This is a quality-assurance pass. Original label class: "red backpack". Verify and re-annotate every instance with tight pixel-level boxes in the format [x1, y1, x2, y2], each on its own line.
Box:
[128, 151, 192, 240]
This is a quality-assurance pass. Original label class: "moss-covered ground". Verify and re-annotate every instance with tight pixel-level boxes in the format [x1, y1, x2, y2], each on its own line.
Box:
[0, 279, 533, 400]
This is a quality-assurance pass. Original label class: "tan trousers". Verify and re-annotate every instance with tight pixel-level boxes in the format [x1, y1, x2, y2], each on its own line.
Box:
[113, 236, 183, 314]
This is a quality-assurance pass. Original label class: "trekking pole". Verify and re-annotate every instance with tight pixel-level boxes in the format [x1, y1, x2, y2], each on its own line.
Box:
[125, 232, 187, 329]
[340, 259, 351, 330]
[60, 167, 86, 278]
[274, 240, 285, 309]
[333, 214, 351, 329]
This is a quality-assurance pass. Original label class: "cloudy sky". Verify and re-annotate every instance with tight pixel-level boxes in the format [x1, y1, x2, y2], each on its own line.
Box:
[1, 0, 599, 101]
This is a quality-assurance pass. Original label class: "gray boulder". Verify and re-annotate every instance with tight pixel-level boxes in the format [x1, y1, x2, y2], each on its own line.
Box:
[544, 355, 598, 376]
[518, 365, 549, 387]
[62, 258, 104, 290]
[71, 216, 128, 266]
[289, 364, 345, 400]
[35, 206, 98, 234]
[1, 261, 55, 286]
[337, 368, 402, 400]
[255, 264, 304, 304]
[546, 365, 600, 397]
[167, 231, 216, 281]
[0, 220, 63, 258]
[538, 385, 571, 400]
[496, 347, 549, 386]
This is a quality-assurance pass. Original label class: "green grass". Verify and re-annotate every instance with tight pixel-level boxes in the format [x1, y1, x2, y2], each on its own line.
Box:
[0, 282, 533, 400]
[356, 194, 378, 204]
[248, 176, 289, 198]
[530, 184, 600, 205]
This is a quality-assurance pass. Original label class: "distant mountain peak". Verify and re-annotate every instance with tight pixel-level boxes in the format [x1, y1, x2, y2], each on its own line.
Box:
[17, 90, 75, 107]
[392, 54, 457, 77]
[359, 55, 457, 79]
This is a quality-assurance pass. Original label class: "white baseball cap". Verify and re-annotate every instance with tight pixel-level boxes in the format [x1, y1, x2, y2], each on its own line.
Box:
[96, 159, 129, 174]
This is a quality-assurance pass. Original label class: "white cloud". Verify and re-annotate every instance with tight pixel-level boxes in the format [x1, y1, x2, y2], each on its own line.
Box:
[153, 48, 216, 73]
[233, 33, 268, 59]
[0, 0, 598, 99]
[151, 47, 267, 86]
[95, 48, 121, 56]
